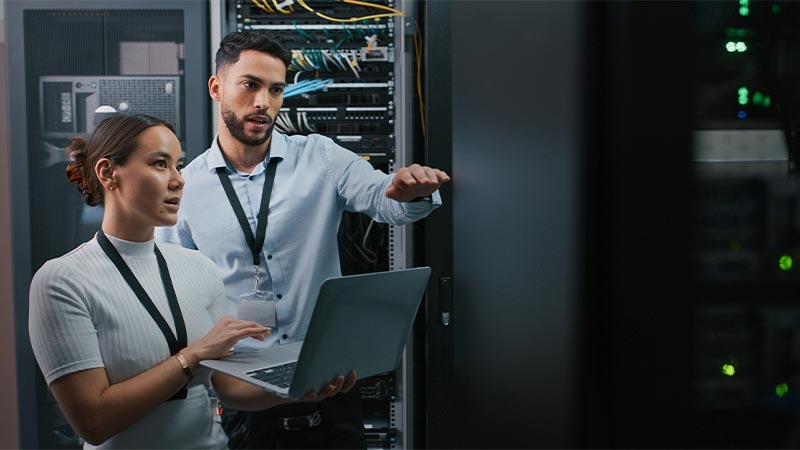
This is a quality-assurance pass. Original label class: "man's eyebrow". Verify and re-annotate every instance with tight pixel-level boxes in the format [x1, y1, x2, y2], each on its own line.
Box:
[241, 73, 286, 85]
[241, 73, 286, 88]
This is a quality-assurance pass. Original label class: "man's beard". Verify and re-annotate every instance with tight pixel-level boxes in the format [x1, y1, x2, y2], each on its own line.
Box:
[221, 107, 273, 146]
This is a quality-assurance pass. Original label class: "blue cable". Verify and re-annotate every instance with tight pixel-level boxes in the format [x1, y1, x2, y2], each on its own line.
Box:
[284, 79, 333, 98]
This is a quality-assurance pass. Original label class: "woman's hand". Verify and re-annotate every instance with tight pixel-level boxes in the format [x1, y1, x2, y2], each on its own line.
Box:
[47, 316, 269, 445]
[181, 315, 270, 367]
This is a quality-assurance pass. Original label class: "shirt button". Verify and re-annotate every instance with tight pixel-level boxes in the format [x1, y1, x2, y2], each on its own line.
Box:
[267, 254, 273, 260]
[282, 334, 288, 340]
[276, 294, 282, 299]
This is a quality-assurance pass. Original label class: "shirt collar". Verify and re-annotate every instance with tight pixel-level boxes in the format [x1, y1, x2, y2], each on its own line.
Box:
[207, 131, 287, 174]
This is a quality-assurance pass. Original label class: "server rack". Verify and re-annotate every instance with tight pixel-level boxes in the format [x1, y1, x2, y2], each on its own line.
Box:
[216, 1, 416, 448]
[5, 2, 210, 448]
[688, 2, 800, 447]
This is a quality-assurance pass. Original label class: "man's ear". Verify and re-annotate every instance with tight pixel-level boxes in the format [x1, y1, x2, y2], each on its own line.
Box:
[95, 158, 117, 191]
[209, 75, 222, 102]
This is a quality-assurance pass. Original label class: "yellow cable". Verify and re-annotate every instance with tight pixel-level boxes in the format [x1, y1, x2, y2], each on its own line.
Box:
[342, 0, 405, 16]
[252, 0, 275, 13]
[272, 0, 292, 14]
[296, 0, 314, 13]
[296, 0, 401, 23]
[319, 11, 399, 22]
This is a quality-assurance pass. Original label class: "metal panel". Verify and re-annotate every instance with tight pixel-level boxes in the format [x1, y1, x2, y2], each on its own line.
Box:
[421, 1, 586, 447]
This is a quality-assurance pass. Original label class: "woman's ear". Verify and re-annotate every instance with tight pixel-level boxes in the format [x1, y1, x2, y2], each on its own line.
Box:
[95, 158, 118, 192]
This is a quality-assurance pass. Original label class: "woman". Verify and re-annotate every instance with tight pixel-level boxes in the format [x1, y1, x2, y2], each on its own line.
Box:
[28, 114, 350, 449]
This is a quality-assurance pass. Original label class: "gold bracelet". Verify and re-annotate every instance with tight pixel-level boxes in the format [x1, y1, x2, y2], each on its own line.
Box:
[175, 352, 194, 379]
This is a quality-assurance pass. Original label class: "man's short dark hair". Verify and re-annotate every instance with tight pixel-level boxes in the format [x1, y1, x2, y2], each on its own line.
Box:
[215, 30, 292, 73]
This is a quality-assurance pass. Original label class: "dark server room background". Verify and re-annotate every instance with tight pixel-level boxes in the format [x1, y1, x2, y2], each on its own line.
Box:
[4, 0, 800, 449]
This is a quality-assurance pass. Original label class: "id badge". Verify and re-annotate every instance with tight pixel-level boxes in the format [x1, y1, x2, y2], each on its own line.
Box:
[238, 290, 277, 327]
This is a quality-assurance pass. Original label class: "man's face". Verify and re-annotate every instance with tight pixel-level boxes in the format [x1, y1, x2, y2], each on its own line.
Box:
[211, 49, 287, 147]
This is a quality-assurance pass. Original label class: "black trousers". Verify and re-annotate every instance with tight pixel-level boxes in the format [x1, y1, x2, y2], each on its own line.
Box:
[222, 387, 367, 449]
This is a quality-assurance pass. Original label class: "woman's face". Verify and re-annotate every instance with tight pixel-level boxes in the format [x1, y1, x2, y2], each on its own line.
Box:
[108, 125, 184, 233]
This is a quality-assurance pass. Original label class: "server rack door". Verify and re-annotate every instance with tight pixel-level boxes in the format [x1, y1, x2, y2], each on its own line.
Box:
[419, 1, 694, 448]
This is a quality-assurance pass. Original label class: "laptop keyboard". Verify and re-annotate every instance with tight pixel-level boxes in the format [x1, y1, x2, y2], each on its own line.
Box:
[246, 361, 297, 388]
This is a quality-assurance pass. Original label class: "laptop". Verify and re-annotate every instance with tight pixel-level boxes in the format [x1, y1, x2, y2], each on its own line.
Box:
[200, 266, 432, 399]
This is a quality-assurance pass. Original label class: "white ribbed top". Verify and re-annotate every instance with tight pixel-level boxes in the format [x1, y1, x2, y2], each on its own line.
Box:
[29, 233, 229, 449]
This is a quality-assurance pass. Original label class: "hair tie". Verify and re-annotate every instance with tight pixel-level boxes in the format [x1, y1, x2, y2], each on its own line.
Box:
[65, 162, 82, 183]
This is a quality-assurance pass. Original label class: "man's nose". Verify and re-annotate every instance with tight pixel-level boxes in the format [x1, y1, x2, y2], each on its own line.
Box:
[254, 89, 271, 111]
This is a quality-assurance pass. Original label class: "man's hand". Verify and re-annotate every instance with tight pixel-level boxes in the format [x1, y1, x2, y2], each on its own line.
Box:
[385, 163, 450, 202]
[301, 370, 357, 401]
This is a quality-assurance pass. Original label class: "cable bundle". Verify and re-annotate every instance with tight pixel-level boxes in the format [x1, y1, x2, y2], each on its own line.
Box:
[284, 78, 333, 98]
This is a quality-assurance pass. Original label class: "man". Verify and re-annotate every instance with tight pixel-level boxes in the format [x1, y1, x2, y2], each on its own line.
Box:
[156, 30, 450, 449]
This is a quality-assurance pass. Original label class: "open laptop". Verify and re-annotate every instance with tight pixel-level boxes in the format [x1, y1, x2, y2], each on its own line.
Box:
[200, 266, 432, 399]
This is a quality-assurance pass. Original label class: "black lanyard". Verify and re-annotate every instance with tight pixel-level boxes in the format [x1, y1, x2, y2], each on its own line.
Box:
[97, 231, 188, 401]
[216, 157, 280, 266]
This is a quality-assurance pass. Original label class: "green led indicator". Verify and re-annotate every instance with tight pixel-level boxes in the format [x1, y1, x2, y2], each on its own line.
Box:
[739, 0, 750, 16]
[738, 87, 749, 105]
[772, 3, 781, 15]
[726, 41, 748, 53]
[779, 255, 793, 271]
[776, 383, 789, 397]
[763, 95, 771, 107]
[730, 241, 743, 253]
[753, 91, 763, 105]
[722, 363, 736, 376]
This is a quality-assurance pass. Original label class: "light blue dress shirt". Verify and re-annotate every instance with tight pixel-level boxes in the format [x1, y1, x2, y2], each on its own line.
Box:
[155, 131, 441, 349]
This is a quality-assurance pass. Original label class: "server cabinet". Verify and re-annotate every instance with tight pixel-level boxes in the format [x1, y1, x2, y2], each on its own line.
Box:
[215, 1, 417, 448]
[688, 1, 800, 447]
[5, 2, 210, 448]
[418, 1, 694, 448]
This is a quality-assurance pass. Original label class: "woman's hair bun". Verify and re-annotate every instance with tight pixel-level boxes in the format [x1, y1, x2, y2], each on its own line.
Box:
[64, 136, 96, 205]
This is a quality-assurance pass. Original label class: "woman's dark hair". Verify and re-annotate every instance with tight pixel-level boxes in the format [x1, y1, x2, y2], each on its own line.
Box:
[215, 30, 292, 73]
[65, 114, 176, 206]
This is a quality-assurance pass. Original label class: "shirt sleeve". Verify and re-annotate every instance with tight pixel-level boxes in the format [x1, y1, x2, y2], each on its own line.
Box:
[324, 138, 442, 224]
[204, 258, 228, 322]
[155, 221, 197, 250]
[28, 260, 105, 385]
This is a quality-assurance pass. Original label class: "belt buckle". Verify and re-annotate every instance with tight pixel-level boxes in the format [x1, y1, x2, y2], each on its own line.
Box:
[280, 410, 322, 430]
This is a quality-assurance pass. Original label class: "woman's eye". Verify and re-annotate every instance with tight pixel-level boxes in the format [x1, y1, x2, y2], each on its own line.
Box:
[155, 160, 167, 168]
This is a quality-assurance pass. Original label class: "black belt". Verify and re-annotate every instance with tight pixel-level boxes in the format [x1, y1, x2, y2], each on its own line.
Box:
[277, 410, 323, 431]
